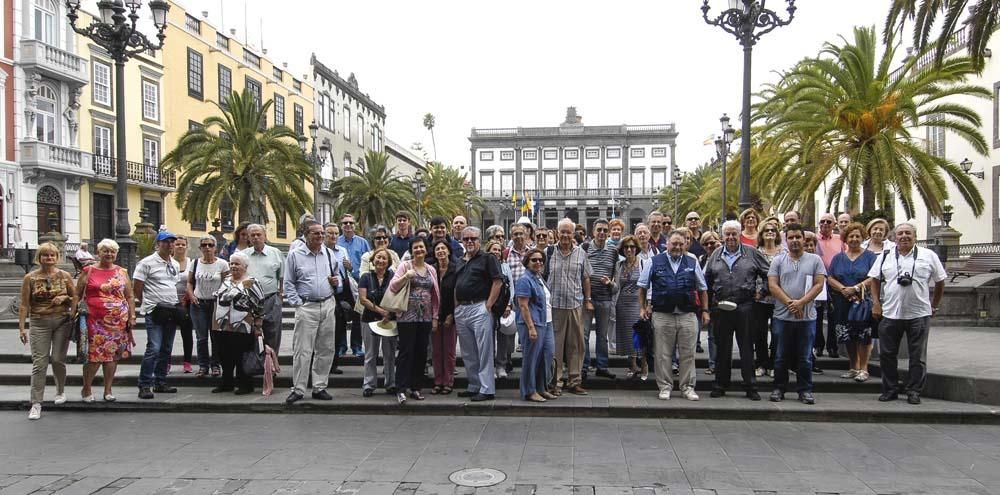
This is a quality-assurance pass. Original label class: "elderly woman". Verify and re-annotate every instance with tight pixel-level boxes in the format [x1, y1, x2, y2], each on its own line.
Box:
[389, 237, 440, 404]
[608, 219, 626, 248]
[740, 208, 761, 247]
[485, 225, 506, 246]
[485, 239, 515, 379]
[358, 247, 397, 397]
[863, 218, 896, 253]
[429, 239, 458, 394]
[76, 239, 134, 405]
[361, 225, 401, 275]
[172, 236, 195, 374]
[212, 252, 264, 395]
[187, 235, 229, 378]
[614, 236, 645, 379]
[19, 243, 76, 420]
[516, 247, 556, 401]
[828, 222, 878, 382]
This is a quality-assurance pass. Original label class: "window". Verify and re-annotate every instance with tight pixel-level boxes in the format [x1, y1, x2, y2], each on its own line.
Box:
[91, 60, 111, 107]
[544, 172, 557, 190]
[33, 0, 55, 45]
[318, 95, 326, 127]
[630, 147, 645, 158]
[927, 115, 945, 157]
[631, 171, 644, 194]
[543, 149, 557, 160]
[293, 79, 302, 92]
[358, 116, 365, 147]
[294, 104, 304, 136]
[93, 124, 112, 176]
[272, 67, 283, 81]
[218, 65, 232, 104]
[328, 99, 336, 132]
[187, 49, 203, 99]
[652, 170, 666, 189]
[343, 107, 351, 141]
[35, 85, 56, 143]
[216, 33, 229, 51]
[565, 171, 578, 190]
[501, 173, 514, 195]
[141, 79, 159, 121]
[565, 149, 579, 160]
[523, 149, 537, 160]
[344, 156, 352, 176]
[143, 137, 160, 184]
[585, 148, 600, 159]
[479, 151, 494, 161]
[500, 150, 514, 161]
[523, 172, 536, 191]
[652, 147, 667, 158]
[188, 120, 203, 131]
[374, 126, 382, 152]
[480, 173, 494, 194]
[243, 50, 261, 69]
[607, 148, 621, 159]
[267, 94, 283, 127]
[276, 214, 287, 238]
[586, 171, 600, 189]
[184, 14, 201, 34]
[607, 171, 620, 190]
[245, 77, 262, 110]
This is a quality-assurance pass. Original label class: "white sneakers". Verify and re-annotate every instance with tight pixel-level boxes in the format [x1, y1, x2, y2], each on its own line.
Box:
[53, 394, 66, 405]
[682, 388, 700, 401]
[658, 390, 671, 400]
[28, 403, 41, 420]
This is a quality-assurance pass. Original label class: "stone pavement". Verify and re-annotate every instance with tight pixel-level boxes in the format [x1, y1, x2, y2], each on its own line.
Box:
[2, 412, 1000, 495]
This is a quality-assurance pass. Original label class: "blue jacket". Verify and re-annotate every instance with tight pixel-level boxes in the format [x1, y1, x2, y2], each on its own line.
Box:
[514, 270, 547, 327]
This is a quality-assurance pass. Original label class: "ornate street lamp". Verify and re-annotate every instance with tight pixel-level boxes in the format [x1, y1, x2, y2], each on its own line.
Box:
[66, 0, 170, 273]
[702, 0, 795, 211]
[715, 113, 736, 222]
[300, 121, 330, 219]
[960, 157, 985, 179]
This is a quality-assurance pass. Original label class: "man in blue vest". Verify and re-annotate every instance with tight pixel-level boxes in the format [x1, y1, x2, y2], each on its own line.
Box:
[638, 231, 709, 401]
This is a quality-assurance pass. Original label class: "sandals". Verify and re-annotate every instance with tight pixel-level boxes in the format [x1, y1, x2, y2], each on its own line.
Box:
[441, 386, 453, 395]
[431, 386, 443, 395]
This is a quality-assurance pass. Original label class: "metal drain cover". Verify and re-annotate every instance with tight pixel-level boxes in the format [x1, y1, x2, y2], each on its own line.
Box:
[449, 468, 506, 487]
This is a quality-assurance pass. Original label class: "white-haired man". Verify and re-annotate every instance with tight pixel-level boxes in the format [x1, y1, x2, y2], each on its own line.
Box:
[242, 224, 284, 354]
[546, 218, 594, 395]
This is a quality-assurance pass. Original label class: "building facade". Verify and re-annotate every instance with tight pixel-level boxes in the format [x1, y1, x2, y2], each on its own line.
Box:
[0, 0, 15, 249]
[310, 54, 384, 226]
[469, 107, 678, 232]
[385, 137, 425, 179]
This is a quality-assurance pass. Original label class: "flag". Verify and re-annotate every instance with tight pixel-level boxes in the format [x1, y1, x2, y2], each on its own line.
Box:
[512, 191, 517, 207]
[703, 134, 716, 146]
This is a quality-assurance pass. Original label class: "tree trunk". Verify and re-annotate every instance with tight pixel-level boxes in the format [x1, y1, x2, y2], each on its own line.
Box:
[801, 199, 816, 229]
[861, 180, 875, 215]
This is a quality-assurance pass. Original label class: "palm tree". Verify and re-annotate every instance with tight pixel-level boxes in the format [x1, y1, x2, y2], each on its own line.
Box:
[423, 113, 437, 161]
[755, 26, 989, 219]
[420, 162, 483, 220]
[162, 89, 314, 227]
[885, 0, 1000, 70]
[330, 150, 414, 229]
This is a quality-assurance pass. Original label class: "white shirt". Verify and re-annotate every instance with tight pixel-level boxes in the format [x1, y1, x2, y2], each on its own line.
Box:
[868, 246, 947, 319]
[134, 253, 180, 315]
[74, 249, 95, 262]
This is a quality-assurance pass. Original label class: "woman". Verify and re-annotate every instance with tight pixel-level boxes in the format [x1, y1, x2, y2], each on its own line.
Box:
[614, 236, 645, 379]
[172, 236, 195, 373]
[699, 231, 721, 374]
[212, 252, 264, 395]
[739, 208, 761, 247]
[485, 225, 506, 245]
[752, 221, 786, 377]
[360, 225, 401, 275]
[187, 235, 229, 378]
[634, 223, 659, 262]
[485, 239, 514, 379]
[429, 239, 457, 394]
[358, 247, 397, 397]
[608, 219, 626, 248]
[19, 243, 76, 420]
[388, 237, 440, 404]
[828, 222, 878, 382]
[863, 218, 896, 253]
[76, 239, 134, 405]
[221, 222, 251, 261]
[516, 248, 556, 402]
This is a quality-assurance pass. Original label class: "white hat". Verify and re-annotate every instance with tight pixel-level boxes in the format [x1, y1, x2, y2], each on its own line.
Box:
[498, 312, 517, 336]
[369, 320, 398, 337]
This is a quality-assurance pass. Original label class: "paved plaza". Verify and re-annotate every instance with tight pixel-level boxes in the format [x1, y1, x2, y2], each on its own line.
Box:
[2, 412, 1000, 495]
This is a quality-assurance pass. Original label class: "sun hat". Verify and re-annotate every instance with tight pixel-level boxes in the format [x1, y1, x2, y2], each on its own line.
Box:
[369, 319, 398, 337]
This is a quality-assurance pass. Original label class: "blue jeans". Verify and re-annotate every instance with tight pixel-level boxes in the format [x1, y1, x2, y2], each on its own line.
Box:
[189, 301, 217, 370]
[518, 321, 554, 399]
[772, 319, 816, 393]
[583, 300, 612, 370]
[138, 318, 178, 388]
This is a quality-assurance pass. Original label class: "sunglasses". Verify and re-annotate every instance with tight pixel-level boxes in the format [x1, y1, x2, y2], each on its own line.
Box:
[686, 217, 700, 222]
[373, 236, 387, 241]
[819, 220, 834, 224]
[623, 245, 639, 250]
[200, 243, 215, 248]
[463, 237, 480, 242]
[664, 221, 672, 226]
[528, 258, 544, 263]
[341, 221, 354, 225]
[595, 228, 608, 233]
[763, 229, 777, 233]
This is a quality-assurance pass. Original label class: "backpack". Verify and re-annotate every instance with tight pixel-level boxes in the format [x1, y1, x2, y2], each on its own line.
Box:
[542, 245, 556, 281]
[491, 272, 511, 317]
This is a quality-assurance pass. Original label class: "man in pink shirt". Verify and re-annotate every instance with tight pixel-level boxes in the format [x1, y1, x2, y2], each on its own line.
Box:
[815, 212, 844, 270]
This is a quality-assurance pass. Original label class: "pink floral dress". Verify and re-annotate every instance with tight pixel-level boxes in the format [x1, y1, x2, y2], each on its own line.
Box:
[83, 265, 132, 362]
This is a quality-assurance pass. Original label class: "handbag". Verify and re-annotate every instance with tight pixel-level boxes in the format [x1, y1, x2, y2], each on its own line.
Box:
[847, 284, 873, 327]
[379, 264, 411, 313]
[241, 335, 265, 377]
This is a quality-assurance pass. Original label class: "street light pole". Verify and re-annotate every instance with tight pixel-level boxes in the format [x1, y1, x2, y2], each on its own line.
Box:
[702, 0, 795, 211]
[299, 121, 328, 220]
[67, 0, 170, 273]
[715, 113, 736, 223]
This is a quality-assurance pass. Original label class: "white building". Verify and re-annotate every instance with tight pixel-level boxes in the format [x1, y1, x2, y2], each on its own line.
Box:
[469, 107, 678, 231]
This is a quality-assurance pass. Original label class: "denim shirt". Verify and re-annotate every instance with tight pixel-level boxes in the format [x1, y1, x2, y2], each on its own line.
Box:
[515, 270, 547, 327]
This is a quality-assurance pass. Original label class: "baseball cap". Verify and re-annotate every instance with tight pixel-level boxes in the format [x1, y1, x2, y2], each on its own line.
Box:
[155, 231, 178, 242]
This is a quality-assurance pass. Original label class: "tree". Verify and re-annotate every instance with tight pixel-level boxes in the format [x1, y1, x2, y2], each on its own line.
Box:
[885, 0, 1000, 70]
[420, 162, 484, 220]
[755, 26, 989, 219]
[423, 113, 437, 161]
[162, 89, 314, 227]
[330, 150, 414, 229]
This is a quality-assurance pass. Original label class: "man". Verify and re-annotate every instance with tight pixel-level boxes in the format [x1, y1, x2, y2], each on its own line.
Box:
[780, 210, 800, 246]
[283, 222, 341, 404]
[547, 218, 594, 395]
[74, 242, 96, 267]
[289, 213, 315, 253]
[767, 223, 826, 405]
[134, 230, 182, 399]
[454, 226, 503, 401]
[869, 222, 946, 405]
[451, 215, 468, 258]
[389, 211, 414, 259]
[684, 211, 707, 258]
[815, 212, 844, 357]
[647, 211, 668, 252]
[242, 224, 285, 354]
[638, 231, 709, 401]
[582, 219, 617, 379]
[534, 228, 550, 248]
[703, 220, 771, 400]
[337, 214, 369, 357]
[837, 212, 852, 235]
[427, 216, 462, 263]
[504, 223, 531, 367]
[324, 222, 352, 375]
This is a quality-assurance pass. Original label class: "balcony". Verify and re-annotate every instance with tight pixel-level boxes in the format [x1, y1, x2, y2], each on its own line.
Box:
[19, 141, 94, 181]
[479, 188, 658, 200]
[93, 156, 177, 191]
[471, 124, 677, 139]
[19, 39, 88, 86]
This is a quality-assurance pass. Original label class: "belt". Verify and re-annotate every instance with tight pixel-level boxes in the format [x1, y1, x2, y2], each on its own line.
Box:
[262, 292, 278, 300]
[303, 296, 332, 303]
[457, 299, 485, 306]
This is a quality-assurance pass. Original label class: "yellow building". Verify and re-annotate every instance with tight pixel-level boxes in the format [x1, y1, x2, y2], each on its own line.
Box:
[77, 1, 314, 246]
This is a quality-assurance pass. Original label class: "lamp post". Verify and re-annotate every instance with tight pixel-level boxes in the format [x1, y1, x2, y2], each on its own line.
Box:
[412, 171, 425, 227]
[671, 175, 682, 219]
[714, 113, 736, 223]
[960, 157, 985, 179]
[464, 197, 473, 221]
[66, 0, 169, 273]
[299, 121, 329, 219]
[703, 0, 795, 211]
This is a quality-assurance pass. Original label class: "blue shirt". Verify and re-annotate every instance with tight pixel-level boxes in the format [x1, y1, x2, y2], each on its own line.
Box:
[389, 234, 412, 259]
[514, 270, 548, 327]
[282, 245, 340, 306]
[721, 246, 743, 270]
[338, 234, 370, 279]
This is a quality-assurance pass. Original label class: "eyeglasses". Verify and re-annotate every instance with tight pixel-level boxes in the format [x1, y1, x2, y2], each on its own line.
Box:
[200, 243, 215, 248]
[595, 228, 608, 233]
[686, 217, 700, 222]
[624, 245, 639, 250]
[341, 221, 354, 225]
[528, 258, 544, 263]
[165, 261, 177, 277]
[763, 229, 777, 233]
[819, 220, 834, 224]
[492, 234, 505, 239]
[462, 237, 480, 242]
[373, 236, 387, 241]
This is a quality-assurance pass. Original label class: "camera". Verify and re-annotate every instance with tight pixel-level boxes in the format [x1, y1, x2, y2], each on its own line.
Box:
[897, 272, 913, 286]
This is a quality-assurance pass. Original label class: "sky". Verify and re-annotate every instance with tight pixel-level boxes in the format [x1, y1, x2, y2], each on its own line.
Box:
[175, 0, 895, 174]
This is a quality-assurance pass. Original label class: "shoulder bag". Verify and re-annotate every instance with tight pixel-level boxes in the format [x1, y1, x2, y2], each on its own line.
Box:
[846, 283, 873, 328]
[380, 263, 411, 313]
[241, 335, 265, 377]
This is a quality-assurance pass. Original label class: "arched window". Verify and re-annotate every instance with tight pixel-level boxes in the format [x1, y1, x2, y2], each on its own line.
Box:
[36, 185, 62, 233]
[33, 0, 56, 45]
[35, 85, 57, 143]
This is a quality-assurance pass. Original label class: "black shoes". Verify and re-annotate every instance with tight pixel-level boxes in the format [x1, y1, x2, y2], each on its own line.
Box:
[470, 393, 495, 402]
[710, 389, 726, 398]
[769, 390, 784, 402]
[746, 390, 761, 401]
[595, 369, 616, 379]
[234, 387, 254, 395]
[907, 392, 921, 405]
[362, 389, 374, 398]
[457, 391, 477, 398]
[878, 391, 899, 402]
[798, 392, 815, 405]
[211, 386, 234, 394]
[812, 365, 824, 374]
[696, 344, 704, 353]
[312, 390, 333, 400]
[138, 387, 154, 400]
[285, 391, 304, 405]
[153, 385, 177, 393]
[330, 367, 344, 375]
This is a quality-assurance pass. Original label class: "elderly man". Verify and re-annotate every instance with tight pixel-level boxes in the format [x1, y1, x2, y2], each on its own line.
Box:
[684, 211, 707, 258]
[582, 218, 618, 379]
[242, 224, 284, 355]
[768, 223, 826, 405]
[704, 220, 771, 400]
[283, 221, 341, 404]
[453, 226, 503, 401]
[815, 212, 844, 357]
[546, 218, 594, 395]
[451, 215, 468, 258]
[647, 211, 668, 252]
[134, 231, 181, 399]
[639, 230, 709, 401]
[337, 214, 369, 357]
[390, 211, 414, 259]
[869, 222, 946, 405]
[837, 212, 852, 235]
[74, 242, 96, 267]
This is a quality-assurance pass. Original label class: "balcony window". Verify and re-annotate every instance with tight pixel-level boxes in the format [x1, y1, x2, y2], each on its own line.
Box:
[564, 171, 578, 190]
[33, 0, 56, 45]
[35, 85, 57, 143]
[141, 79, 159, 121]
[216, 33, 229, 51]
[184, 14, 201, 34]
[523, 172, 536, 191]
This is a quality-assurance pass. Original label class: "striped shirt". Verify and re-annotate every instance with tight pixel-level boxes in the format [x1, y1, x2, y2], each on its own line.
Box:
[546, 245, 593, 309]
[506, 244, 530, 284]
[585, 241, 618, 302]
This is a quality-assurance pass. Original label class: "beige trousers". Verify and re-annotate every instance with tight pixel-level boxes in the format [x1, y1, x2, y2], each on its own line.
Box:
[552, 307, 584, 388]
[652, 312, 698, 393]
[29, 315, 71, 404]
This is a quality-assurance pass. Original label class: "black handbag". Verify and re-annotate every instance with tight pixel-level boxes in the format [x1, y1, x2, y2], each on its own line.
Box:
[241, 338, 265, 376]
[150, 303, 183, 325]
[847, 285, 873, 327]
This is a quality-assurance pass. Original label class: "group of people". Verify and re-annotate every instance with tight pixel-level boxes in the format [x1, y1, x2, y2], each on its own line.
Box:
[18, 206, 946, 419]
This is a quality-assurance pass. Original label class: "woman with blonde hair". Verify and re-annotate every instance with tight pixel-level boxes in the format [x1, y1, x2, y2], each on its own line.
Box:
[19, 242, 76, 420]
[739, 209, 761, 247]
